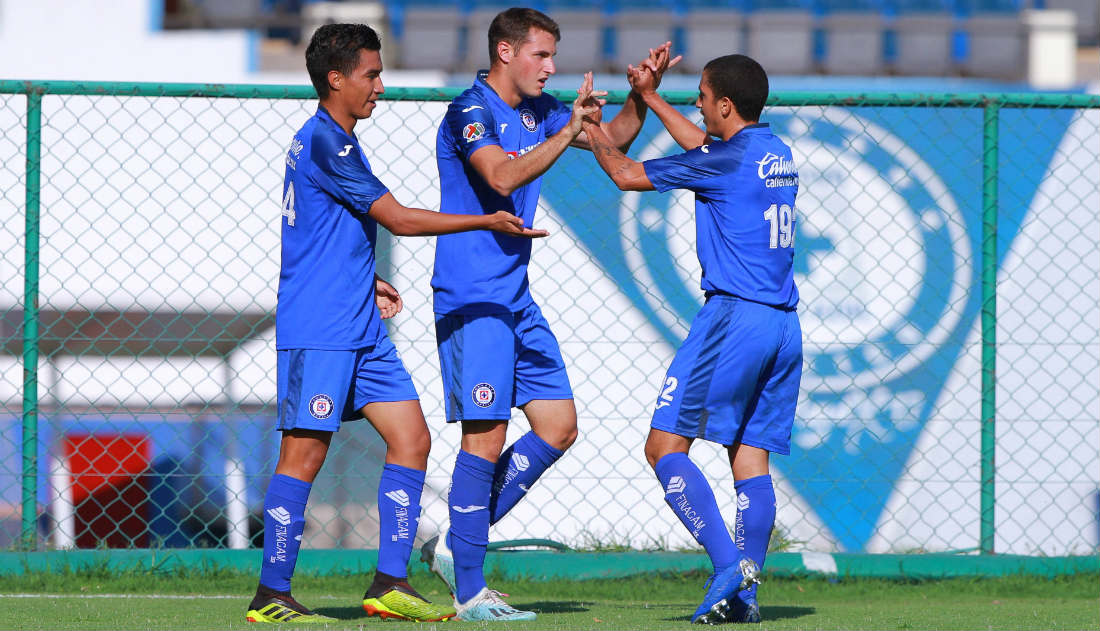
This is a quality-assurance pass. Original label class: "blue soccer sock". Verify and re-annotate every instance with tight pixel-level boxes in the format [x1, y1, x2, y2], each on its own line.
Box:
[259, 473, 311, 593]
[448, 450, 495, 603]
[654, 452, 739, 572]
[376, 463, 425, 579]
[733, 474, 776, 601]
[489, 431, 564, 525]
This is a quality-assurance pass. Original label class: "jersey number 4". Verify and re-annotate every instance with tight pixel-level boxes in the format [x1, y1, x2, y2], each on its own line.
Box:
[763, 203, 794, 249]
[282, 182, 297, 227]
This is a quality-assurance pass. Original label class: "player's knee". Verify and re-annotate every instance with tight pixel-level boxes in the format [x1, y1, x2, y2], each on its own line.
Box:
[539, 419, 577, 451]
[386, 427, 431, 468]
[643, 437, 670, 471]
[556, 424, 578, 451]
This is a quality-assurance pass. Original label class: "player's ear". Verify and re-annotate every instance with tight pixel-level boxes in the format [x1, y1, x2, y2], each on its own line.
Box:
[497, 40, 512, 65]
[327, 70, 342, 93]
[720, 97, 733, 118]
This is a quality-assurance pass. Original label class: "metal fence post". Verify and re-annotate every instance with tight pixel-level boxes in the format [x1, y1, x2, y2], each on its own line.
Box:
[980, 98, 1000, 556]
[21, 88, 43, 551]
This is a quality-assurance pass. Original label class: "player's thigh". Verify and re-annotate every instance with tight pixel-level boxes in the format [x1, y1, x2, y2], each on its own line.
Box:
[739, 310, 802, 456]
[349, 336, 420, 409]
[277, 348, 359, 432]
[653, 298, 784, 445]
[650, 297, 756, 441]
[360, 400, 431, 469]
[435, 312, 515, 422]
[513, 303, 573, 407]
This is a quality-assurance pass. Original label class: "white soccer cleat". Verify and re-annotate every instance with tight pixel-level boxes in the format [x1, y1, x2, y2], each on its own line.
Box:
[419, 530, 457, 595]
[455, 587, 536, 622]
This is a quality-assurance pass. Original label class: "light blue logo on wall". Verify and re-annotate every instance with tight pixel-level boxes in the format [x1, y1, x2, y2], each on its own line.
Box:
[543, 103, 1072, 550]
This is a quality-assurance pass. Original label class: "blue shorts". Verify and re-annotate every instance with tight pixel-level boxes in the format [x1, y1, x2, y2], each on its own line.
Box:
[435, 302, 573, 421]
[276, 336, 419, 432]
[651, 295, 802, 453]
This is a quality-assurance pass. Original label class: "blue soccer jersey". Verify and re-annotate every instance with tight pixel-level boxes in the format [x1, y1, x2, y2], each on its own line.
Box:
[277, 106, 391, 350]
[432, 71, 572, 315]
[643, 124, 800, 310]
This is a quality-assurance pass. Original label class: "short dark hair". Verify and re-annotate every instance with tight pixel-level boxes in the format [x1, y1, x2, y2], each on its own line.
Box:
[702, 55, 769, 122]
[305, 23, 381, 99]
[487, 7, 560, 66]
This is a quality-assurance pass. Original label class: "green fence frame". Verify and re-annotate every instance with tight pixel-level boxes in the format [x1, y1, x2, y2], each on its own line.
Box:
[5, 80, 1099, 553]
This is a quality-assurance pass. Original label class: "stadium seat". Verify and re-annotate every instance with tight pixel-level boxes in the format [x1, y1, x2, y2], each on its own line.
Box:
[962, 1, 1026, 80]
[399, 3, 464, 72]
[611, 6, 675, 73]
[892, 0, 955, 76]
[681, 4, 745, 73]
[746, 1, 815, 75]
[464, 7, 506, 72]
[821, 0, 886, 76]
[545, 5, 607, 74]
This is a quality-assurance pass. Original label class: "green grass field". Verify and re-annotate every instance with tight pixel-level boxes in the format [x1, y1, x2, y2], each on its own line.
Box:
[2, 566, 1097, 630]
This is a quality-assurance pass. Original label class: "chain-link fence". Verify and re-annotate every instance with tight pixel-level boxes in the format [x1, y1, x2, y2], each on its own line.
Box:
[1, 82, 1097, 557]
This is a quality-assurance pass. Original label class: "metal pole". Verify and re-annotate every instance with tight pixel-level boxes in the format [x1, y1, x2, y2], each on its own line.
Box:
[979, 100, 1000, 555]
[21, 89, 42, 550]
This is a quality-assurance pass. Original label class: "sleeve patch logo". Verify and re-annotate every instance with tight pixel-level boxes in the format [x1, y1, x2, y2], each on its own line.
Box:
[308, 394, 335, 419]
[471, 383, 496, 407]
[463, 122, 486, 143]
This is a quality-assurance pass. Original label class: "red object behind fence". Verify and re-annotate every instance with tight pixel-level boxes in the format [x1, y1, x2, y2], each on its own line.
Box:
[63, 432, 151, 548]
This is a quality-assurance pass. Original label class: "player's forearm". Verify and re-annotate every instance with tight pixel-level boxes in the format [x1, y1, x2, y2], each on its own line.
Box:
[583, 122, 652, 192]
[384, 206, 495, 237]
[641, 91, 708, 151]
[484, 124, 575, 196]
[600, 89, 648, 151]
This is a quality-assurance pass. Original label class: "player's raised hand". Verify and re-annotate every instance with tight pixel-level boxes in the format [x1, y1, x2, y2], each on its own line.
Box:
[374, 276, 403, 319]
[633, 41, 681, 93]
[486, 210, 550, 238]
[570, 72, 607, 134]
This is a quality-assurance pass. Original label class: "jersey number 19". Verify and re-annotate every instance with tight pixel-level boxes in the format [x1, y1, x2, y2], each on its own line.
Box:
[763, 203, 794, 249]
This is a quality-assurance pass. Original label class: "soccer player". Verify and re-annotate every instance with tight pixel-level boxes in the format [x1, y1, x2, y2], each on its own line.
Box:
[245, 23, 547, 625]
[580, 54, 800, 624]
[419, 6, 679, 622]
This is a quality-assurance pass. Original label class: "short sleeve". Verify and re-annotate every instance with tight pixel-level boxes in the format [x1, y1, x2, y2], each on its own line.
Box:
[309, 127, 389, 214]
[643, 145, 726, 194]
[444, 98, 500, 161]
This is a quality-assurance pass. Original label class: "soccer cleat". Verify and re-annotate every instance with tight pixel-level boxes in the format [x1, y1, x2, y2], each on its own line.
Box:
[455, 586, 537, 622]
[691, 557, 761, 624]
[362, 581, 456, 622]
[420, 531, 458, 595]
[727, 593, 762, 623]
[246, 586, 334, 624]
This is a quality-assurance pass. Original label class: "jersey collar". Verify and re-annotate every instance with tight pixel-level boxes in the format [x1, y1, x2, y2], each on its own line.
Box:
[474, 70, 521, 112]
[315, 104, 356, 142]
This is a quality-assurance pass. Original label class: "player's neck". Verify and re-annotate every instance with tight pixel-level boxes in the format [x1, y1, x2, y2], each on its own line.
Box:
[484, 68, 522, 108]
[719, 118, 756, 142]
[320, 100, 357, 136]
